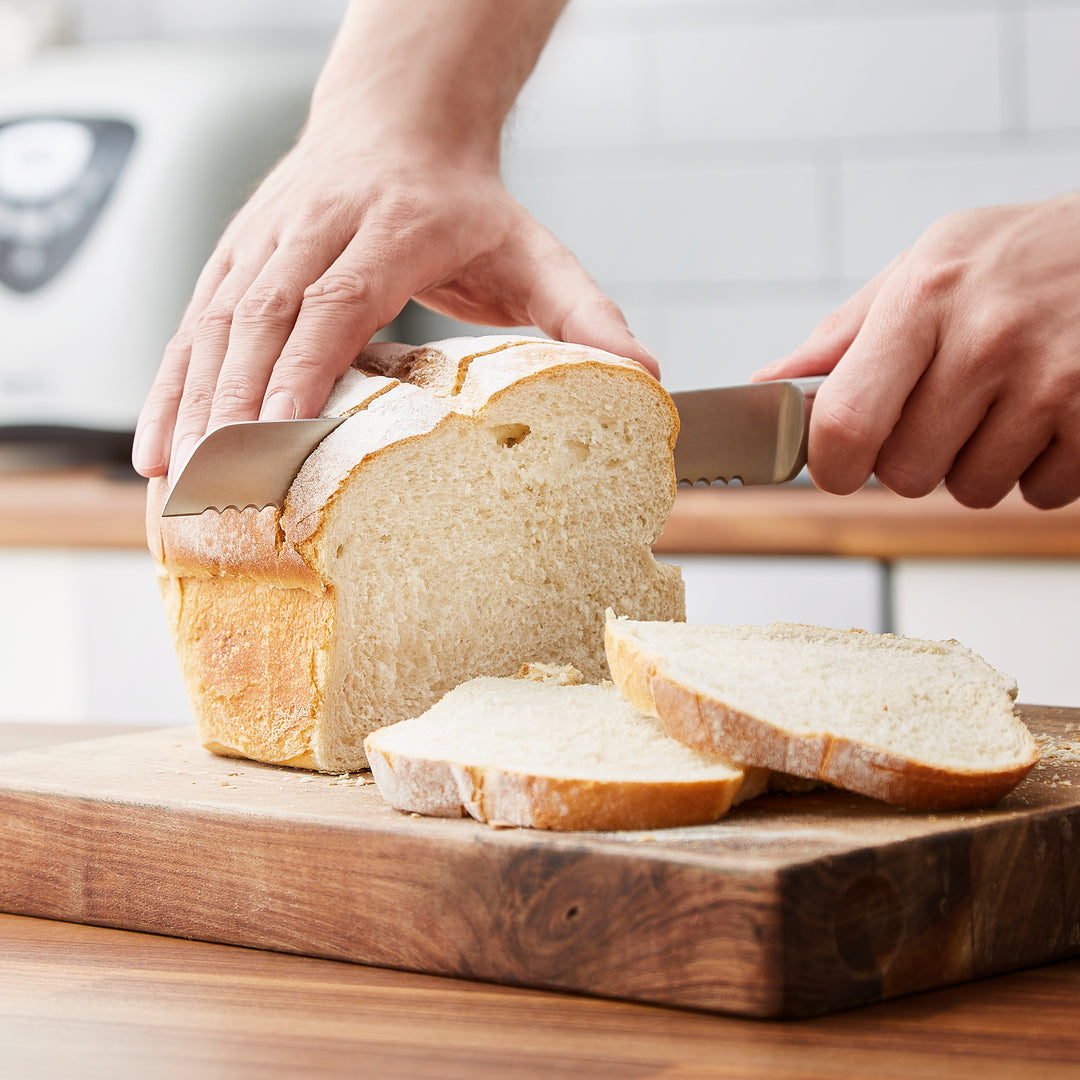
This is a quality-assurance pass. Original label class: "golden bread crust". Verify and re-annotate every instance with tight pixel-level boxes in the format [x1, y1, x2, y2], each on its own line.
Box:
[364, 744, 742, 831]
[648, 677, 1037, 811]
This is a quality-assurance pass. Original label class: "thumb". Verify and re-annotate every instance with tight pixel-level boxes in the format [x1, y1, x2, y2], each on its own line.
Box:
[522, 232, 660, 379]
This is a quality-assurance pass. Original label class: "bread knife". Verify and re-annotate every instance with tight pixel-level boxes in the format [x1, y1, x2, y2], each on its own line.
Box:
[160, 377, 824, 517]
[670, 376, 823, 487]
[161, 416, 348, 517]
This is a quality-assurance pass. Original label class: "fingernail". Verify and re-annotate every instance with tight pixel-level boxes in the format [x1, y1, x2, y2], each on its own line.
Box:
[261, 391, 297, 421]
[634, 341, 661, 380]
[132, 422, 163, 475]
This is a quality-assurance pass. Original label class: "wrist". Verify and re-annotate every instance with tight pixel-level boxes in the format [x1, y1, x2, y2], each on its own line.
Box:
[305, 0, 567, 169]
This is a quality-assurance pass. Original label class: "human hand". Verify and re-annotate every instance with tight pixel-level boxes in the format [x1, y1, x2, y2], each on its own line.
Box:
[754, 194, 1080, 509]
[131, 136, 654, 483]
[132, 0, 653, 483]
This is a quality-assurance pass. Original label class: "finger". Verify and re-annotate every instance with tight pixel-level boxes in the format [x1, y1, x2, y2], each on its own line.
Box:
[806, 261, 940, 495]
[206, 230, 351, 431]
[753, 251, 908, 382]
[131, 252, 236, 477]
[516, 227, 661, 378]
[944, 398, 1055, 508]
[261, 224, 440, 420]
[1019, 432, 1080, 509]
[872, 343, 996, 499]
[168, 248, 275, 484]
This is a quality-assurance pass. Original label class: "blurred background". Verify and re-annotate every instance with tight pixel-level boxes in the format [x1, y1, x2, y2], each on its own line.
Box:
[1, 0, 1078, 724]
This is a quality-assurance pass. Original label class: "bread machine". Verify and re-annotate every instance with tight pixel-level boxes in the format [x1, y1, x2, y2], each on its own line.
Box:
[0, 41, 323, 461]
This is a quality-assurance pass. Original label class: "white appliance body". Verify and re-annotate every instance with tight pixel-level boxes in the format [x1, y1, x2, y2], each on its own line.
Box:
[0, 42, 323, 433]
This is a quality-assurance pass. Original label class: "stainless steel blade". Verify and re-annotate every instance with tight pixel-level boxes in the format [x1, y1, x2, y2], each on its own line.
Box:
[671, 377, 823, 486]
[161, 416, 348, 517]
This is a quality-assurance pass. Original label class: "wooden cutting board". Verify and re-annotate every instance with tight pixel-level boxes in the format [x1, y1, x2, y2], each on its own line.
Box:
[1, 705, 1077, 1019]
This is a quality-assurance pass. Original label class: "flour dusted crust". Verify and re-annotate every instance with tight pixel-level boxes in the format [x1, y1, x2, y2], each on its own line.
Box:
[604, 616, 1039, 810]
[149, 337, 684, 772]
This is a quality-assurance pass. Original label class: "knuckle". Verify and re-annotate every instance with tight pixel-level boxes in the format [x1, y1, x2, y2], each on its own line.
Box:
[1043, 363, 1080, 411]
[296, 191, 348, 226]
[904, 258, 967, 308]
[813, 394, 877, 450]
[233, 281, 302, 323]
[303, 268, 374, 310]
[812, 305, 855, 344]
[193, 304, 235, 341]
[209, 377, 260, 414]
[376, 187, 427, 226]
[142, 374, 186, 410]
[162, 324, 195, 360]
[172, 393, 216, 433]
[962, 303, 1029, 364]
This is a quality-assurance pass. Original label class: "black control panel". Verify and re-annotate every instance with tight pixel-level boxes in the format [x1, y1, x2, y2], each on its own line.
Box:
[0, 117, 135, 293]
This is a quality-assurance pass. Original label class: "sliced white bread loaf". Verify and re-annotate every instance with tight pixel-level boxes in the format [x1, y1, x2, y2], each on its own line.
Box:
[604, 615, 1039, 810]
[147, 337, 684, 773]
[364, 664, 766, 830]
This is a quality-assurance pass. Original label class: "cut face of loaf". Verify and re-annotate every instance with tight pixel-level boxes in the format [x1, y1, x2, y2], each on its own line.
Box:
[605, 615, 1039, 810]
[364, 667, 761, 831]
[147, 337, 685, 772]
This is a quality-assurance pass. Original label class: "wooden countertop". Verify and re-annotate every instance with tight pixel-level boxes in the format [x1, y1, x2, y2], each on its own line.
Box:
[3, 467, 1080, 558]
[2, 721, 1080, 1079]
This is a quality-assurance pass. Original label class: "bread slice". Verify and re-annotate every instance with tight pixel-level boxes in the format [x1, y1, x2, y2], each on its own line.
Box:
[364, 664, 764, 830]
[604, 615, 1039, 810]
[147, 337, 685, 772]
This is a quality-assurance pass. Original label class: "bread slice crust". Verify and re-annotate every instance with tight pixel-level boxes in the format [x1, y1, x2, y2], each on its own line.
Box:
[364, 672, 748, 831]
[605, 616, 1039, 811]
[366, 748, 744, 831]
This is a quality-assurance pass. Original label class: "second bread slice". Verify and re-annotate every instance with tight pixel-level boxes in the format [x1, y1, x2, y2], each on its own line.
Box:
[605, 615, 1039, 810]
[363, 667, 762, 831]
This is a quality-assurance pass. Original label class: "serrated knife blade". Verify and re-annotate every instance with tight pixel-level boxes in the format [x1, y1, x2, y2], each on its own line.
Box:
[161, 416, 348, 517]
[670, 377, 823, 486]
[161, 376, 825, 518]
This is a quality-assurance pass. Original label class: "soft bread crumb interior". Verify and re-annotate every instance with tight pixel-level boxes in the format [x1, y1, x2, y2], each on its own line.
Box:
[368, 677, 744, 782]
[614, 620, 1030, 771]
[315, 366, 683, 763]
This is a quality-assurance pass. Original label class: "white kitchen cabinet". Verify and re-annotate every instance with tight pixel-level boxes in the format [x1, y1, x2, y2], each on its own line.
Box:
[658, 555, 886, 633]
[0, 548, 190, 724]
[892, 560, 1080, 708]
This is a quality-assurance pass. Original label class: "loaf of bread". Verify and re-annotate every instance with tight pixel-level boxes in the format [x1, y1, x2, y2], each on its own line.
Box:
[605, 615, 1039, 810]
[364, 663, 765, 830]
[147, 337, 685, 772]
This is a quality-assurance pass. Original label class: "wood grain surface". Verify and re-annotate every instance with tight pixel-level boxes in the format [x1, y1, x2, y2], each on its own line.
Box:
[4, 467, 1080, 557]
[1, 708, 1077, 1020]
[655, 484, 1080, 557]
[3, 911, 1080, 1080]
[3, 721, 1080, 1079]
[0, 467, 147, 548]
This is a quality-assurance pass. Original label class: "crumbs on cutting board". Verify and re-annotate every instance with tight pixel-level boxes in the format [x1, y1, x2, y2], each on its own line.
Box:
[1034, 732, 1080, 787]
[296, 771, 375, 787]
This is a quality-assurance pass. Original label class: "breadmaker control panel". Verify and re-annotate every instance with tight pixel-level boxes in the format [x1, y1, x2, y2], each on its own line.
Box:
[0, 117, 135, 293]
